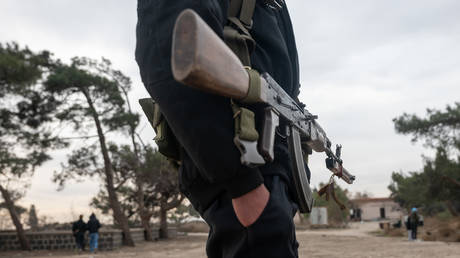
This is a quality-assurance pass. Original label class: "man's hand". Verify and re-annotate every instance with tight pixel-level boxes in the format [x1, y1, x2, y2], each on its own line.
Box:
[232, 184, 270, 227]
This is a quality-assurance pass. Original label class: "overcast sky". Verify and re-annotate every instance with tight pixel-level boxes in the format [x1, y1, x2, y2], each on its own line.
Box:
[1, 0, 459, 222]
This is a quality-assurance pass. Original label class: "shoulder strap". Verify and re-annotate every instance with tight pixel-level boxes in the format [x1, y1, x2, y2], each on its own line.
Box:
[228, 0, 257, 28]
[226, 1, 267, 166]
[224, 0, 257, 66]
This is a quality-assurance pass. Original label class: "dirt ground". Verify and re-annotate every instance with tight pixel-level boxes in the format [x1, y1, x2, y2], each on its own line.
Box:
[3, 222, 460, 258]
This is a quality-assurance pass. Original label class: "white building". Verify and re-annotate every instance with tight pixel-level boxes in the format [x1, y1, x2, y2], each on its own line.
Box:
[350, 198, 404, 221]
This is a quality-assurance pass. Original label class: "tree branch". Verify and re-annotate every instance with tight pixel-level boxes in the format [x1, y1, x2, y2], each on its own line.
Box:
[60, 135, 99, 140]
[165, 195, 185, 211]
[114, 177, 130, 191]
[442, 175, 460, 188]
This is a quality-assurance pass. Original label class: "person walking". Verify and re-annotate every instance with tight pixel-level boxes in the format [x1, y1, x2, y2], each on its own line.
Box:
[136, 0, 309, 257]
[409, 207, 420, 240]
[87, 213, 101, 253]
[72, 215, 87, 252]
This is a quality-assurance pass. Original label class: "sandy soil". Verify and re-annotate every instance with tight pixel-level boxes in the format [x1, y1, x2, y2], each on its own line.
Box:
[4, 222, 460, 258]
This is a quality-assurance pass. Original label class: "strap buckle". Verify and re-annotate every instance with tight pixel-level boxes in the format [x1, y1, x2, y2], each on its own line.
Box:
[264, 0, 285, 10]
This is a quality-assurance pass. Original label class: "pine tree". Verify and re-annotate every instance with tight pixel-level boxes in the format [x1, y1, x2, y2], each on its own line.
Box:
[1, 42, 64, 250]
[45, 57, 136, 246]
[392, 103, 460, 216]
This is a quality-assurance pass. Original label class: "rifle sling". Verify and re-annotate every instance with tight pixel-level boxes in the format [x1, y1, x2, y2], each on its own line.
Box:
[228, 0, 256, 27]
[225, 0, 256, 66]
[231, 100, 259, 142]
[318, 182, 346, 210]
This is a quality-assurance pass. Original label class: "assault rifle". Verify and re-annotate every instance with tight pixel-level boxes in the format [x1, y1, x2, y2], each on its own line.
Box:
[171, 9, 355, 213]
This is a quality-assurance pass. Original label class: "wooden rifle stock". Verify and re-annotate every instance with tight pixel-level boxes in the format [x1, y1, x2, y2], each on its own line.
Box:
[172, 9, 250, 99]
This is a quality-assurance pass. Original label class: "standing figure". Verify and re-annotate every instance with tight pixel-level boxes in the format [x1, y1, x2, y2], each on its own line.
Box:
[72, 215, 87, 252]
[87, 213, 101, 253]
[135, 0, 308, 257]
[409, 207, 420, 240]
[404, 215, 412, 240]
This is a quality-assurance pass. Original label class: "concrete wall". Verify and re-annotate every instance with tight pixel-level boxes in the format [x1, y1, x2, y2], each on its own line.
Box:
[131, 228, 147, 243]
[0, 227, 177, 251]
[0, 230, 122, 251]
[128, 227, 177, 242]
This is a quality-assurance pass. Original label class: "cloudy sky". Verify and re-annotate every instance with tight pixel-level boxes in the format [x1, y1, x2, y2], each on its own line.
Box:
[1, 0, 459, 222]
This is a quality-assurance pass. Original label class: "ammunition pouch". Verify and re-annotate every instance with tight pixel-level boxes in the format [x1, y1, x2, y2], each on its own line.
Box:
[138, 98, 181, 161]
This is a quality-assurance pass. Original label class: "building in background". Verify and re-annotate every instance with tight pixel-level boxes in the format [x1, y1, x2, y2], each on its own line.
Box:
[350, 198, 404, 221]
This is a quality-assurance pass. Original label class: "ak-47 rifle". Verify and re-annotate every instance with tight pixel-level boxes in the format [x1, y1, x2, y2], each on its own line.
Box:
[171, 9, 355, 213]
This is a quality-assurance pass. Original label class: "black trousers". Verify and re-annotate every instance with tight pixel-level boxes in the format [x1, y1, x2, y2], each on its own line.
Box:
[411, 226, 418, 240]
[74, 233, 85, 250]
[202, 176, 299, 258]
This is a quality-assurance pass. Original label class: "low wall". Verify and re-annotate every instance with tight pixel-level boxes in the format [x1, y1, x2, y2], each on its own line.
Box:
[129, 227, 177, 242]
[0, 227, 177, 251]
[0, 230, 123, 251]
[130, 228, 147, 243]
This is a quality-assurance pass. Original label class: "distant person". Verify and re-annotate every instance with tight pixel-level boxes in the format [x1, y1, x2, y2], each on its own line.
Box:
[404, 215, 412, 240]
[87, 213, 101, 253]
[72, 215, 87, 252]
[409, 207, 420, 240]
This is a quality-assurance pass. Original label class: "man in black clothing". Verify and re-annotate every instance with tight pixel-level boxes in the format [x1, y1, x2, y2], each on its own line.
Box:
[87, 213, 101, 253]
[72, 215, 87, 252]
[136, 1, 305, 257]
[409, 207, 420, 240]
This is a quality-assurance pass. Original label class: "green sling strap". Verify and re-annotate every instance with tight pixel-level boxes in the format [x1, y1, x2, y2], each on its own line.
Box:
[225, 0, 262, 155]
[224, 0, 257, 66]
[231, 100, 259, 142]
[228, 0, 257, 27]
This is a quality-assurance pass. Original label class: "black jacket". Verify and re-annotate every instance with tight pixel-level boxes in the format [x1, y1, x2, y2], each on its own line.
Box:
[409, 212, 420, 229]
[136, 0, 301, 213]
[72, 219, 87, 236]
[87, 216, 101, 234]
